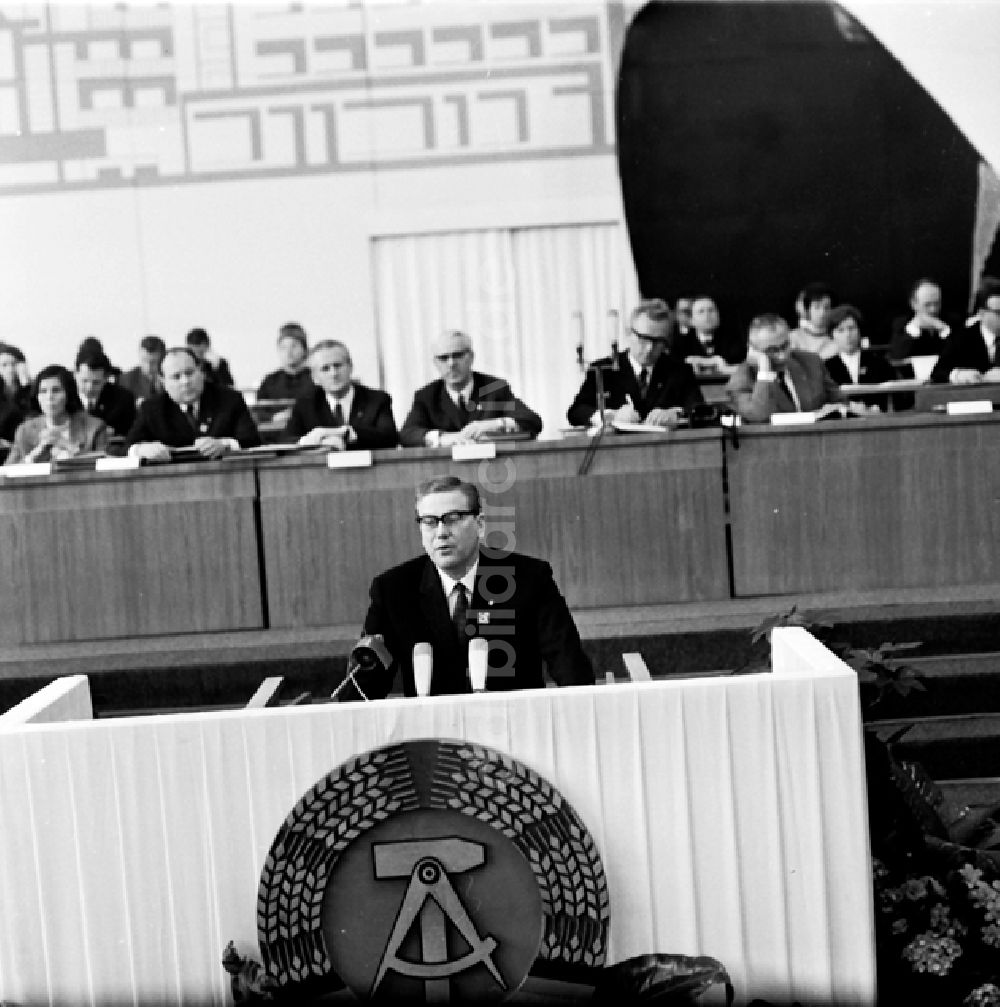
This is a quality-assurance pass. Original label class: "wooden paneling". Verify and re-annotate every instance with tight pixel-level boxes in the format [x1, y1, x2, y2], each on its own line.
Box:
[727, 414, 1000, 596]
[257, 434, 730, 630]
[0, 463, 263, 644]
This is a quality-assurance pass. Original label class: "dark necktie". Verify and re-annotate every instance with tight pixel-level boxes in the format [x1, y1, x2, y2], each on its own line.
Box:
[776, 371, 797, 410]
[452, 583, 469, 646]
[457, 393, 471, 423]
[185, 404, 199, 430]
[331, 401, 345, 426]
[638, 368, 649, 398]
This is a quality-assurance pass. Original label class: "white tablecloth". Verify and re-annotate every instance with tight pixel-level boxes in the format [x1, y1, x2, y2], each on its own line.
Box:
[0, 628, 874, 1005]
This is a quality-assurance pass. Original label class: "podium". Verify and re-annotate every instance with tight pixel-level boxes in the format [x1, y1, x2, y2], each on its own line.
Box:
[0, 629, 874, 1004]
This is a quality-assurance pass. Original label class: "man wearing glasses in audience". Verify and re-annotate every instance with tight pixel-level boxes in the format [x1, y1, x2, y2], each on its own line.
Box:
[930, 276, 1000, 385]
[337, 475, 594, 699]
[727, 313, 859, 422]
[567, 298, 703, 428]
[399, 330, 542, 447]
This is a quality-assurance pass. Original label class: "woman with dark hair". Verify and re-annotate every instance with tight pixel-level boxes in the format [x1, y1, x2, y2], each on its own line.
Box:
[0, 375, 24, 462]
[0, 343, 34, 413]
[824, 305, 895, 412]
[5, 365, 109, 464]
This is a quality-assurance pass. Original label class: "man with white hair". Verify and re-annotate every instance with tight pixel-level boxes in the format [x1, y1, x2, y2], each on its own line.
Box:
[726, 313, 850, 423]
[399, 330, 542, 447]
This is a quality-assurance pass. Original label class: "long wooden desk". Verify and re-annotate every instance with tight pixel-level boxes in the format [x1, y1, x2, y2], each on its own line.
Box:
[0, 462, 263, 646]
[1, 414, 998, 654]
[726, 412, 1000, 596]
[256, 432, 730, 630]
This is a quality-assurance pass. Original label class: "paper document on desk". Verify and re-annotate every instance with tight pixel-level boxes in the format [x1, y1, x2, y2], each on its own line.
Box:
[611, 420, 670, 434]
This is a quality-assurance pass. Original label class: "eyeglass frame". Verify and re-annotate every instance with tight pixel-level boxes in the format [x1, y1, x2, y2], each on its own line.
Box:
[414, 509, 478, 530]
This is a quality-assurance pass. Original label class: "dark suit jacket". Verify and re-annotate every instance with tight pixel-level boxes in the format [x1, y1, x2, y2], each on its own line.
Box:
[256, 368, 314, 402]
[726, 350, 847, 423]
[202, 357, 234, 387]
[341, 550, 594, 699]
[400, 372, 542, 447]
[826, 350, 896, 411]
[930, 323, 998, 383]
[88, 382, 136, 438]
[284, 383, 398, 450]
[567, 351, 704, 426]
[118, 367, 161, 403]
[825, 350, 895, 387]
[125, 383, 261, 449]
[670, 327, 747, 366]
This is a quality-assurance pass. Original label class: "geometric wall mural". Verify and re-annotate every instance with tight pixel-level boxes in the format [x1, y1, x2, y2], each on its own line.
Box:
[0, 2, 621, 196]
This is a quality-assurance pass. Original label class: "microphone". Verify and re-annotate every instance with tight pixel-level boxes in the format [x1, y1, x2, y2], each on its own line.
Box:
[468, 638, 489, 693]
[413, 642, 433, 697]
[607, 309, 620, 371]
[330, 633, 392, 701]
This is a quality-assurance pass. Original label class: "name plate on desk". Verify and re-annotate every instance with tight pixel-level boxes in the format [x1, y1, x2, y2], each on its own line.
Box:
[770, 412, 817, 426]
[452, 442, 496, 461]
[96, 456, 141, 472]
[327, 450, 373, 469]
[946, 399, 994, 416]
[0, 462, 52, 478]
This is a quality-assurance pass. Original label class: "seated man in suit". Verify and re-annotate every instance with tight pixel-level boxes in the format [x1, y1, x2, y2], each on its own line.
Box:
[285, 339, 398, 451]
[186, 327, 234, 387]
[889, 277, 954, 364]
[338, 475, 594, 699]
[670, 294, 746, 376]
[727, 313, 863, 423]
[118, 335, 166, 404]
[567, 298, 703, 427]
[256, 322, 314, 403]
[400, 330, 542, 447]
[126, 346, 261, 461]
[930, 276, 1000, 385]
[824, 305, 895, 412]
[75, 348, 136, 437]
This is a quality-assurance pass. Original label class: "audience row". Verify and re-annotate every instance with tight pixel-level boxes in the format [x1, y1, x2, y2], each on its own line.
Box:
[2, 275, 999, 465]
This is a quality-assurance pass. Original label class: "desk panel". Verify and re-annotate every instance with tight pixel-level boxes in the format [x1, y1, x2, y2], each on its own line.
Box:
[727, 414, 1000, 596]
[0, 464, 263, 644]
[257, 433, 730, 630]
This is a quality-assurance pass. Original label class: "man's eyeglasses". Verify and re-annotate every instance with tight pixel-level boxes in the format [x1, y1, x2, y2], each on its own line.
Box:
[435, 351, 470, 362]
[760, 341, 791, 356]
[415, 510, 477, 529]
[629, 327, 668, 342]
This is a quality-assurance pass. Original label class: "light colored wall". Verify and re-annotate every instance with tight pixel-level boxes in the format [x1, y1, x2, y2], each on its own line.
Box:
[0, 1, 632, 401]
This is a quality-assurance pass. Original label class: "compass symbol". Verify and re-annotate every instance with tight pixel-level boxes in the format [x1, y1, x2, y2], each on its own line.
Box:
[371, 837, 506, 1002]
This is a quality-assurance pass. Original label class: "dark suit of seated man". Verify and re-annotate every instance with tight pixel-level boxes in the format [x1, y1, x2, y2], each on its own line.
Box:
[929, 276, 1000, 386]
[567, 298, 704, 428]
[399, 330, 542, 447]
[726, 313, 870, 423]
[75, 349, 136, 437]
[338, 475, 595, 699]
[285, 340, 398, 451]
[125, 346, 261, 461]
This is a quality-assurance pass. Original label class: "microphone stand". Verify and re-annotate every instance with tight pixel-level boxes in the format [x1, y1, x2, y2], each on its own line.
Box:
[578, 341, 620, 477]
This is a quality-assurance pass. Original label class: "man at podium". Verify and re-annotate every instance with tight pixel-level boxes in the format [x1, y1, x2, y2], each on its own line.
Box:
[337, 475, 594, 699]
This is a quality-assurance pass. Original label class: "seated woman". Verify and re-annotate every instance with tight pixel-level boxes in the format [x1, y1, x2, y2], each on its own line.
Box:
[0, 375, 24, 463]
[824, 305, 895, 412]
[5, 365, 109, 464]
[0, 343, 34, 413]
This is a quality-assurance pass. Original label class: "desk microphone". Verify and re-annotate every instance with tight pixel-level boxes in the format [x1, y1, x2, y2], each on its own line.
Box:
[330, 633, 392, 701]
[413, 642, 433, 697]
[468, 638, 489, 692]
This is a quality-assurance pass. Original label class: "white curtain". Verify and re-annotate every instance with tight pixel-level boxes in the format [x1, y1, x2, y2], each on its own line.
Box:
[372, 223, 640, 436]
